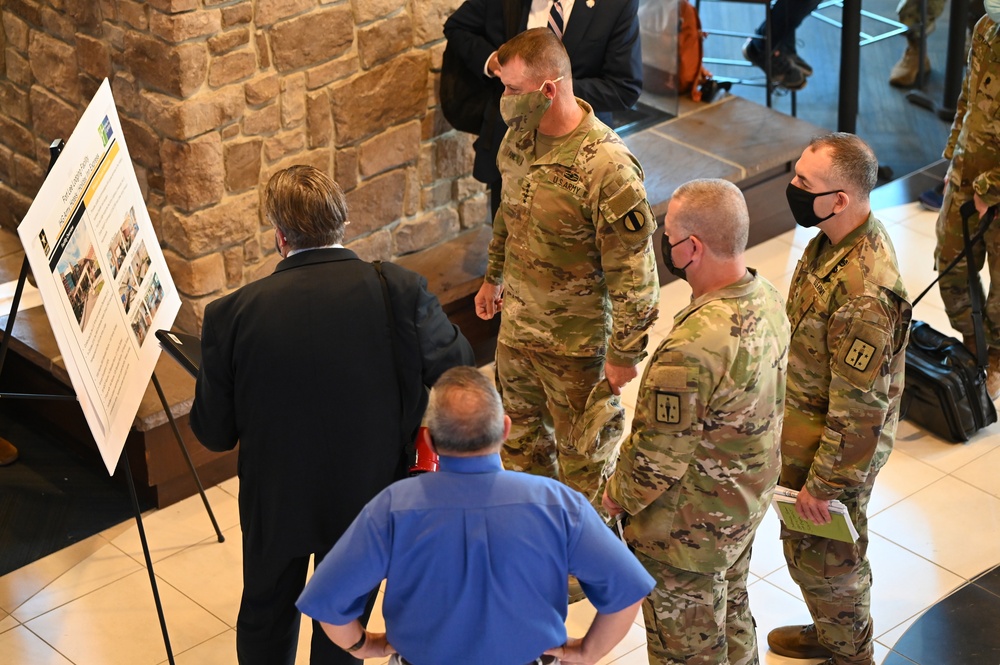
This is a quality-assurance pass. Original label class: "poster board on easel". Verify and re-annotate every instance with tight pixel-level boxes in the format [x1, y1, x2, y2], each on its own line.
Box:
[16, 78, 181, 476]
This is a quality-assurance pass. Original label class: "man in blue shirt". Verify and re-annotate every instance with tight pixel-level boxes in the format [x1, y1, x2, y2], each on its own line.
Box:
[297, 366, 653, 664]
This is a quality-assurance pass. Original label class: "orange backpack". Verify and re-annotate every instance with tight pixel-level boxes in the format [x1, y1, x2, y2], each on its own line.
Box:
[678, 0, 711, 101]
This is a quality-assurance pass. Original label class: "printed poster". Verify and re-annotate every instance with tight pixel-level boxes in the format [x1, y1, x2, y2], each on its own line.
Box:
[17, 78, 181, 475]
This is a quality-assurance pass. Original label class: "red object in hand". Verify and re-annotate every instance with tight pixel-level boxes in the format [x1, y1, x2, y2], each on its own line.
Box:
[409, 426, 439, 474]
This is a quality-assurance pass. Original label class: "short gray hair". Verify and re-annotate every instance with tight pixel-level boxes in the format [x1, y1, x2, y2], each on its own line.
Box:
[670, 179, 749, 257]
[808, 132, 878, 202]
[426, 367, 505, 454]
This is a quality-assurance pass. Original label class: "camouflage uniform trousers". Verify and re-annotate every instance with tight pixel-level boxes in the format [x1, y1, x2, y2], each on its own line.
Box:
[781, 474, 879, 665]
[635, 538, 758, 665]
[495, 342, 625, 509]
[897, 0, 985, 37]
[934, 182, 1000, 346]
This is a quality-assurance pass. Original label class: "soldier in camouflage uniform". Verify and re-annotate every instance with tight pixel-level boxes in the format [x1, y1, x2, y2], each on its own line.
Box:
[474, 28, 659, 509]
[935, 12, 1000, 398]
[768, 134, 911, 665]
[603, 179, 789, 665]
[889, 0, 985, 86]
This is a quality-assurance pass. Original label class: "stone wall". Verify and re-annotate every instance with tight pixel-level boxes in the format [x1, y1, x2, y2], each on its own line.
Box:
[0, 0, 488, 332]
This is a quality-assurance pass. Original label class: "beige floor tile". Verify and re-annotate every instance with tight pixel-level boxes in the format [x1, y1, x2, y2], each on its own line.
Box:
[110, 486, 240, 565]
[893, 420, 1000, 474]
[869, 475, 1000, 579]
[744, 579, 816, 665]
[0, 624, 73, 664]
[217, 476, 239, 500]
[867, 449, 946, 517]
[745, 237, 799, 289]
[603, 643, 649, 664]
[0, 534, 112, 615]
[879, 202, 929, 226]
[0, 609, 18, 634]
[876, 613, 918, 653]
[25, 568, 229, 665]
[952, 444, 1000, 498]
[11, 541, 142, 623]
[170, 629, 236, 665]
[152, 525, 243, 627]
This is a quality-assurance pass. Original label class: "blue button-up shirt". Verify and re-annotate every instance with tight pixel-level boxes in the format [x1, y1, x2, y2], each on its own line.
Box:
[297, 453, 653, 665]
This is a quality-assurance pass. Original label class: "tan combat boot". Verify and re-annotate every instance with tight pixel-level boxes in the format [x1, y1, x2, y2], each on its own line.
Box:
[767, 624, 833, 659]
[889, 42, 931, 87]
[988, 348, 1000, 401]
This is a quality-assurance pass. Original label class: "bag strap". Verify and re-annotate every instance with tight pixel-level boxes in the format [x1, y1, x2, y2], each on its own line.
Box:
[911, 201, 996, 369]
[373, 261, 407, 434]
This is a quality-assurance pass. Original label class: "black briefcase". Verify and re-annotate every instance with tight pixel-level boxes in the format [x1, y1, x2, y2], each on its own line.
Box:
[902, 322, 996, 442]
[901, 201, 997, 442]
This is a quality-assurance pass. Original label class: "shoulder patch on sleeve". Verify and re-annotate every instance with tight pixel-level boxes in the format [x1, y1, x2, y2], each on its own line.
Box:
[600, 180, 655, 249]
[834, 318, 891, 390]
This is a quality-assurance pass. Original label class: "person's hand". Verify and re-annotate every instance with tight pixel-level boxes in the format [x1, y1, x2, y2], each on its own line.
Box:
[353, 632, 396, 660]
[795, 486, 831, 525]
[487, 51, 501, 77]
[604, 361, 637, 396]
[475, 281, 503, 320]
[545, 637, 592, 664]
[974, 192, 989, 219]
[602, 487, 624, 518]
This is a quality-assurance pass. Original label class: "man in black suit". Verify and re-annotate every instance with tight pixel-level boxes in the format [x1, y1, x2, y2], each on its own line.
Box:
[190, 165, 474, 665]
[444, 0, 643, 217]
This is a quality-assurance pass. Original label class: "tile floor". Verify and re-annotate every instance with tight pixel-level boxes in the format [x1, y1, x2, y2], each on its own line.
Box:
[2, 201, 1000, 664]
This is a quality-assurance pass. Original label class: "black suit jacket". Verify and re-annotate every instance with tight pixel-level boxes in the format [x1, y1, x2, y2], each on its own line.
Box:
[191, 248, 474, 560]
[444, 0, 643, 184]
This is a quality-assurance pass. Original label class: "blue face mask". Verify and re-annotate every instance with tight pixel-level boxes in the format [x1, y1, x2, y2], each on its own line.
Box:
[986, 0, 1000, 23]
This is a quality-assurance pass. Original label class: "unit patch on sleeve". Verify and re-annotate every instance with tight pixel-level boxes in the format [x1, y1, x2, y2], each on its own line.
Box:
[655, 392, 681, 424]
[844, 338, 876, 372]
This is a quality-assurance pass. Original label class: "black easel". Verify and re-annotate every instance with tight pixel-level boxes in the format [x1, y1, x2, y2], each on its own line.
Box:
[0, 139, 222, 664]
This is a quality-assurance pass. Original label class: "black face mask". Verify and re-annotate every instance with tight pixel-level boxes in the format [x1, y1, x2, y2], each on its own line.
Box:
[785, 182, 842, 228]
[661, 234, 693, 280]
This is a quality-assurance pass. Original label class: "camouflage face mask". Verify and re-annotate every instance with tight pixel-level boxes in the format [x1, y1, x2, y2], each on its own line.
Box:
[499, 77, 563, 132]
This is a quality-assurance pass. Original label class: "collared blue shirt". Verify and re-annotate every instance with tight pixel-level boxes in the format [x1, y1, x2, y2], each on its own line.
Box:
[297, 453, 653, 665]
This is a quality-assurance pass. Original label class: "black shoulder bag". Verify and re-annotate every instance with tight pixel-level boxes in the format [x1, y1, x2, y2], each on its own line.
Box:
[901, 201, 998, 442]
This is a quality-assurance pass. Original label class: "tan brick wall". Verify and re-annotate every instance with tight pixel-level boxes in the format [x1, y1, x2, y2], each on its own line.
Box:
[0, 0, 489, 333]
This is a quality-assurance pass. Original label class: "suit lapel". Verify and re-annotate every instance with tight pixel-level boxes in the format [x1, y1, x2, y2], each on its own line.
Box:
[562, 0, 595, 55]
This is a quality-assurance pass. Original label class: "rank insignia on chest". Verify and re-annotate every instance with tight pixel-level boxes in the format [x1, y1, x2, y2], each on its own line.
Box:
[655, 392, 681, 424]
[845, 337, 876, 371]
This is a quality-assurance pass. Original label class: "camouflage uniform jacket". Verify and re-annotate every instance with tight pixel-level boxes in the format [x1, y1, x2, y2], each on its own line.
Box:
[607, 271, 789, 572]
[485, 99, 659, 365]
[782, 214, 911, 500]
[944, 15, 1000, 207]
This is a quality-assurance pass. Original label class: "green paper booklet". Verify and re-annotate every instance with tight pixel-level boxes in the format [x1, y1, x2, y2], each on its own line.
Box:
[771, 488, 859, 543]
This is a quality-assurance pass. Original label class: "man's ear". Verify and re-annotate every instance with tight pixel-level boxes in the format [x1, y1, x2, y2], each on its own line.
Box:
[502, 414, 512, 441]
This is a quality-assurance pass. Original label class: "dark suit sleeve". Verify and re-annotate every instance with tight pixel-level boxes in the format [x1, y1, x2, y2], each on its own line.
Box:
[190, 304, 239, 452]
[444, 0, 501, 79]
[573, 0, 643, 113]
[412, 278, 476, 386]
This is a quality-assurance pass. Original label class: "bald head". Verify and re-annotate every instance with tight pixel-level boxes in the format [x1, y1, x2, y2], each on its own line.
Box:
[669, 179, 749, 258]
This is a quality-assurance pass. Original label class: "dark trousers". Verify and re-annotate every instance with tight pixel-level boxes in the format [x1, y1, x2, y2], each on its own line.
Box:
[752, 0, 823, 54]
[237, 541, 379, 665]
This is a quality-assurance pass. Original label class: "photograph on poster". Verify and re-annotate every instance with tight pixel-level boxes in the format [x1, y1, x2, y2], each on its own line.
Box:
[55, 225, 105, 332]
[132, 241, 151, 283]
[131, 303, 152, 347]
[105, 207, 137, 280]
[143, 273, 164, 318]
[119, 267, 139, 315]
